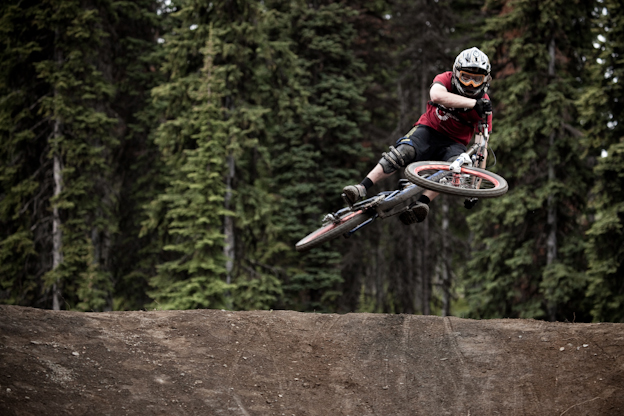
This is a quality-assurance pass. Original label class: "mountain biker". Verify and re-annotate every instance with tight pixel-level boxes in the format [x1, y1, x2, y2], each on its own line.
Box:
[342, 47, 493, 224]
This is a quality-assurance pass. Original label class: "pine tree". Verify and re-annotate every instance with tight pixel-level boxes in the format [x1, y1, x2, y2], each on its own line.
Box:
[463, 0, 595, 321]
[0, 1, 49, 306]
[139, 0, 374, 312]
[579, 0, 624, 322]
[267, 1, 371, 312]
[0, 0, 159, 310]
[144, 0, 230, 310]
[101, 0, 162, 311]
[144, 0, 295, 310]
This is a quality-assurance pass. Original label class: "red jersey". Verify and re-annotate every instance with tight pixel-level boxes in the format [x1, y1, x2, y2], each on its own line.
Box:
[415, 71, 492, 146]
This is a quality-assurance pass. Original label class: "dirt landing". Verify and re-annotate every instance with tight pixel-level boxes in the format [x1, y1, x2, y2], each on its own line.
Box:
[1, 306, 623, 415]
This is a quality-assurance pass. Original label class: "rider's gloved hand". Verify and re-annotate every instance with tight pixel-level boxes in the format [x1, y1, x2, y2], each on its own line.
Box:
[473, 98, 492, 118]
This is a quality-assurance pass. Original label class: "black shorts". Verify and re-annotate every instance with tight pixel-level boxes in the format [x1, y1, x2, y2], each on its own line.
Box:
[397, 125, 466, 163]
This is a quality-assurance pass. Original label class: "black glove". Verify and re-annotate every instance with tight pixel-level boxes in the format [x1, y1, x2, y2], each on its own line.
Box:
[473, 98, 492, 118]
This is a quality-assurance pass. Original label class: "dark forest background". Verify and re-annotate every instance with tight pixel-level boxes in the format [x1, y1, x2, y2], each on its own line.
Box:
[1, 0, 622, 322]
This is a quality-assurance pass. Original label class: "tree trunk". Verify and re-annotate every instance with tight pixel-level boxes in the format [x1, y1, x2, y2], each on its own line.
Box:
[404, 218, 415, 314]
[420, 65, 432, 315]
[546, 37, 558, 322]
[376, 240, 385, 311]
[51, 31, 63, 311]
[223, 152, 235, 293]
[421, 218, 431, 315]
[441, 198, 451, 317]
[52, 148, 63, 311]
[102, 228, 113, 311]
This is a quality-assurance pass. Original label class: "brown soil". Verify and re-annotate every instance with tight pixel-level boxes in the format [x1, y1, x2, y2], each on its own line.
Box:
[0, 305, 623, 415]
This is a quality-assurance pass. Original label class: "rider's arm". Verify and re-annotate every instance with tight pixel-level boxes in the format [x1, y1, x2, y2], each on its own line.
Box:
[430, 83, 477, 109]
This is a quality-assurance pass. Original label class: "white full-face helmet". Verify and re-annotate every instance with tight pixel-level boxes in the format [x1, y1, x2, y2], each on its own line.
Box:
[452, 47, 492, 98]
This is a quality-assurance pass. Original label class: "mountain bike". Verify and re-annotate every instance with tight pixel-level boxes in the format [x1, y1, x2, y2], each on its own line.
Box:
[295, 121, 508, 252]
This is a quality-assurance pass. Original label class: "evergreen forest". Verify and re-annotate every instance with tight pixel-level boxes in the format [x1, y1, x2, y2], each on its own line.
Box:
[1, 0, 622, 323]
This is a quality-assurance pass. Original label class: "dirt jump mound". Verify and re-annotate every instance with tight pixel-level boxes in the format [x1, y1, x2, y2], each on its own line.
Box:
[0, 306, 623, 415]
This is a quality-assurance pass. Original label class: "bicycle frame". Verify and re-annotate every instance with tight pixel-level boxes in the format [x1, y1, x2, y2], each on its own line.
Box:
[326, 120, 491, 238]
[339, 182, 426, 237]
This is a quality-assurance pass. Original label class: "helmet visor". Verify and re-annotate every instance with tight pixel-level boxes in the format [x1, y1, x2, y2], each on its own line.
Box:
[458, 70, 486, 88]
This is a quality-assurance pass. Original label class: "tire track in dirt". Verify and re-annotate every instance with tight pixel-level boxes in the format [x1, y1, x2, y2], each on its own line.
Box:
[441, 317, 468, 412]
[398, 315, 411, 410]
[224, 320, 257, 416]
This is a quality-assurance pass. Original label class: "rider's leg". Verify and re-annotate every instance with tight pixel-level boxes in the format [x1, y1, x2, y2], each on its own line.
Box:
[423, 189, 439, 201]
[344, 126, 429, 204]
[342, 144, 414, 204]
[366, 163, 393, 183]
[344, 125, 442, 206]
[399, 138, 463, 225]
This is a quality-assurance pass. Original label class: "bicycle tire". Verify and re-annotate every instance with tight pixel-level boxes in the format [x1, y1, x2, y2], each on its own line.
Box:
[405, 161, 508, 198]
[295, 210, 371, 252]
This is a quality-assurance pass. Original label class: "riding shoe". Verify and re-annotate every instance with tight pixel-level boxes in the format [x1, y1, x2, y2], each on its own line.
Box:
[342, 184, 366, 205]
[399, 201, 429, 225]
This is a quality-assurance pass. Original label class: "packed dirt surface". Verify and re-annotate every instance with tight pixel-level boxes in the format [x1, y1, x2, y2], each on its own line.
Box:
[1, 306, 623, 415]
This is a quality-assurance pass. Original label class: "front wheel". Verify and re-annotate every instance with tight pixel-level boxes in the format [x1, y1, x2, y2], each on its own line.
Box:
[295, 210, 371, 252]
[405, 161, 508, 198]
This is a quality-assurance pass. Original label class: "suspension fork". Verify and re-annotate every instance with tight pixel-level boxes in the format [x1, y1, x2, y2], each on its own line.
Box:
[475, 120, 490, 169]
[472, 121, 490, 188]
[448, 143, 480, 186]
[447, 121, 489, 189]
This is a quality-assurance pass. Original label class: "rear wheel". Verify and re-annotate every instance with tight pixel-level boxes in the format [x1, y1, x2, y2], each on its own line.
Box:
[405, 161, 508, 198]
[295, 210, 371, 252]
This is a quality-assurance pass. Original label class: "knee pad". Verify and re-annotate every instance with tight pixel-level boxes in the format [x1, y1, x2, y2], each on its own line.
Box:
[378, 144, 416, 174]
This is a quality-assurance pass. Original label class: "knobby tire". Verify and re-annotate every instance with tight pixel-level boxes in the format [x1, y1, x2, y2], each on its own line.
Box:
[405, 161, 508, 198]
[295, 210, 371, 252]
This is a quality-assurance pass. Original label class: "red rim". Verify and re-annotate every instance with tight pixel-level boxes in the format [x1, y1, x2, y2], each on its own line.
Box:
[411, 163, 500, 187]
[297, 210, 363, 246]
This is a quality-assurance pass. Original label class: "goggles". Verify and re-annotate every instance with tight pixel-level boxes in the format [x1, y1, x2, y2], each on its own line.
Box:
[458, 70, 486, 87]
